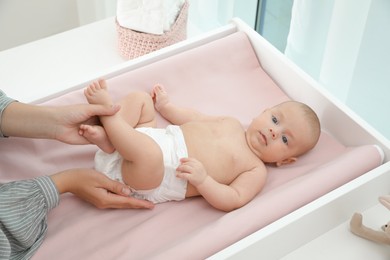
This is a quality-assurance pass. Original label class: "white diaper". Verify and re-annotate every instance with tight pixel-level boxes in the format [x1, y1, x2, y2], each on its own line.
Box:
[94, 125, 188, 203]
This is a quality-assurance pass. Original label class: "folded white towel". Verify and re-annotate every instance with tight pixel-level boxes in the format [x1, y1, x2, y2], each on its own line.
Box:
[117, 0, 185, 35]
[117, 0, 163, 34]
[163, 0, 185, 32]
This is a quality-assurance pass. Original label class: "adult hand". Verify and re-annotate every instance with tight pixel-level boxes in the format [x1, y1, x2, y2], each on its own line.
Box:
[51, 168, 154, 209]
[53, 103, 120, 144]
[1, 101, 120, 144]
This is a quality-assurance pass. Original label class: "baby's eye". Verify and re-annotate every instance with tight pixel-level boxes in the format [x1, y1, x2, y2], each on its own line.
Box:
[282, 135, 288, 144]
[272, 115, 278, 124]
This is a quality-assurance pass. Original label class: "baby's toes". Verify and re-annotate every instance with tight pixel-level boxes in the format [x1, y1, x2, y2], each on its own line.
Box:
[159, 84, 167, 94]
[97, 79, 108, 90]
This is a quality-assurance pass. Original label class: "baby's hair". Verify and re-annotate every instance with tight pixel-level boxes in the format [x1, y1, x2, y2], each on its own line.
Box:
[298, 101, 321, 146]
[277, 101, 321, 154]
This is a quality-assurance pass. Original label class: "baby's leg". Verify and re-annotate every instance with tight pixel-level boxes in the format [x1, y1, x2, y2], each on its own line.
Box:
[151, 84, 169, 112]
[117, 91, 157, 128]
[79, 124, 115, 154]
[85, 79, 157, 128]
[84, 80, 164, 190]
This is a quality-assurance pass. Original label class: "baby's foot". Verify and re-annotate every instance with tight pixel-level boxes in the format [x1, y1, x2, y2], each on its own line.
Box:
[79, 124, 115, 153]
[151, 84, 169, 111]
[84, 79, 113, 106]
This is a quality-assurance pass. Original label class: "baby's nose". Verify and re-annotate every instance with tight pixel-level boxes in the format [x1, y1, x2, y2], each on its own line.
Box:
[269, 128, 278, 139]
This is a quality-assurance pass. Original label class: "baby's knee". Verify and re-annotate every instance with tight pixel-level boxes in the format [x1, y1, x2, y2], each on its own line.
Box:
[123, 92, 153, 111]
[125, 91, 152, 103]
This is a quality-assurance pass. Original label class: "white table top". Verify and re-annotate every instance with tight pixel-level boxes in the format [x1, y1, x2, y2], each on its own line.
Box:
[0, 15, 205, 104]
[0, 17, 127, 103]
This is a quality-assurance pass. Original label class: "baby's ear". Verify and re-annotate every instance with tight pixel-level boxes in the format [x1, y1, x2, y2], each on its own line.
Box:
[276, 157, 297, 167]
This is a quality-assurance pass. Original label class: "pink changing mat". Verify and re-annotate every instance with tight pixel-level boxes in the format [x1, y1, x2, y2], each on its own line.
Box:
[0, 32, 383, 259]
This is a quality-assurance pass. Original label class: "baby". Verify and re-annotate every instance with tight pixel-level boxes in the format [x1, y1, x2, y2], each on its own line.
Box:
[80, 79, 321, 211]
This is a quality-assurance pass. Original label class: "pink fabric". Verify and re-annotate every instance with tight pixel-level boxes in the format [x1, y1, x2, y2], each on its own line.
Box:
[0, 32, 383, 259]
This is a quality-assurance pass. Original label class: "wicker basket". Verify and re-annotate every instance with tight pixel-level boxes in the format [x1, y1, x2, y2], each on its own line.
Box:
[116, 1, 189, 60]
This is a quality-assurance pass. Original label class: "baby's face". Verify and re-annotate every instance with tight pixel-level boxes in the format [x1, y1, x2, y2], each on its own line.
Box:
[246, 102, 314, 164]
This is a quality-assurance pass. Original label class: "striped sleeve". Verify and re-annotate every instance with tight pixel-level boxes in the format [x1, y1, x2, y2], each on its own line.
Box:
[0, 176, 60, 260]
[0, 89, 16, 138]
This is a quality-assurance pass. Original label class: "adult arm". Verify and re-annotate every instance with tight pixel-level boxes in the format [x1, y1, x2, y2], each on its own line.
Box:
[50, 168, 154, 209]
[1, 101, 120, 144]
[0, 176, 59, 259]
[0, 169, 153, 259]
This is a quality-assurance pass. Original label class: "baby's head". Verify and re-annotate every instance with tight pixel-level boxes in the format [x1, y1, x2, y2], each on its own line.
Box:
[246, 101, 321, 166]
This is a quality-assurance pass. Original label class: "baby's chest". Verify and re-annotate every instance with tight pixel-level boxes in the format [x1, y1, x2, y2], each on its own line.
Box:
[201, 141, 252, 178]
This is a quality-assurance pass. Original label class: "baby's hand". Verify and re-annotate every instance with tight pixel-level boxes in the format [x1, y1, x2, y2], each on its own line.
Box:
[176, 157, 207, 187]
[151, 84, 169, 112]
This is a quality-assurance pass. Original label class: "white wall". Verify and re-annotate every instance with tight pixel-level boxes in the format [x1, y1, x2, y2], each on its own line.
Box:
[0, 0, 257, 52]
[0, 0, 120, 51]
[0, 0, 79, 50]
[77, 0, 117, 26]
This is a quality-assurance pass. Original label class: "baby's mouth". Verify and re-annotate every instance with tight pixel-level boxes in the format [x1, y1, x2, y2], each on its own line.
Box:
[259, 131, 267, 145]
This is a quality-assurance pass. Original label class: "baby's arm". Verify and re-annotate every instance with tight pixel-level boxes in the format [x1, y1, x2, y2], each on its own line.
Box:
[151, 84, 219, 125]
[176, 158, 267, 212]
